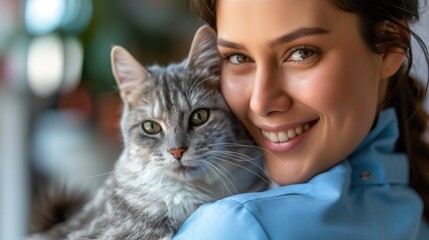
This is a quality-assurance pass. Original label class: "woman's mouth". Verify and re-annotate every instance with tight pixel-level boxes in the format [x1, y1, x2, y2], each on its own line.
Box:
[260, 120, 318, 143]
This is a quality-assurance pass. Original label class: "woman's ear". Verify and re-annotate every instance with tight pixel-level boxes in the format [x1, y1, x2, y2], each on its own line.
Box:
[381, 51, 405, 79]
[380, 20, 408, 79]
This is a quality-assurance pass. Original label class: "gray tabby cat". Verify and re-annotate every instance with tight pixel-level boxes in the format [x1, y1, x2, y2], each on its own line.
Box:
[28, 25, 268, 240]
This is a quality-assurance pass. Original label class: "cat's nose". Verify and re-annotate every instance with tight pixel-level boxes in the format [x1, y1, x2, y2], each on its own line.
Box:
[168, 148, 187, 160]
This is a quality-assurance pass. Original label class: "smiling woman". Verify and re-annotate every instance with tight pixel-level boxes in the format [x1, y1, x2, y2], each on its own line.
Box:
[173, 0, 429, 239]
[217, 0, 391, 186]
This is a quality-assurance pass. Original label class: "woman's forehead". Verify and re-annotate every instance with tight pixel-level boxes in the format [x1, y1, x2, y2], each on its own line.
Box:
[215, 0, 357, 45]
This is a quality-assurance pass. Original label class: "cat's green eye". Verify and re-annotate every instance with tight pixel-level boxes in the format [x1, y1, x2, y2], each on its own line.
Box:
[142, 120, 162, 134]
[190, 109, 209, 126]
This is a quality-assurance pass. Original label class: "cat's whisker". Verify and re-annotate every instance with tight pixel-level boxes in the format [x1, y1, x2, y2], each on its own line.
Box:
[207, 160, 232, 195]
[209, 142, 283, 162]
[216, 155, 269, 183]
[202, 162, 228, 196]
[199, 163, 211, 179]
[200, 163, 227, 196]
[211, 149, 265, 169]
[215, 153, 270, 181]
[213, 157, 272, 186]
[82, 170, 122, 179]
[212, 150, 258, 162]
[210, 143, 263, 161]
[208, 160, 240, 195]
[212, 150, 269, 175]
[204, 160, 237, 196]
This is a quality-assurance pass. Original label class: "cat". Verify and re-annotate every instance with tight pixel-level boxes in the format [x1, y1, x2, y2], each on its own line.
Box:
[27, 25, 268, 240]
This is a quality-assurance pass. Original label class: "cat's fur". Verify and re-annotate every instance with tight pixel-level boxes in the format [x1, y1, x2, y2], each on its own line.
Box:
[28, 25, 268, 240]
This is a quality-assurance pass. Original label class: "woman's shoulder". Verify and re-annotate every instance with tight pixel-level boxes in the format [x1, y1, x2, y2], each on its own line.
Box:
[174, 160, 425, 240]
[173, 197, 269, 240]
[174, 163, 348, 240]
[173, 183, 340, 240]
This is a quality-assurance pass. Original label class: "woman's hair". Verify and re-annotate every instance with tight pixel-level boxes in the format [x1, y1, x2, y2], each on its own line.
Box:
[191, 0, 429, 219]
[330, 0, 429, 221]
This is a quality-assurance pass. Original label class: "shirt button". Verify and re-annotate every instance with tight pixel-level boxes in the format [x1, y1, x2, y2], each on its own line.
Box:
[360, 171, 372, 180]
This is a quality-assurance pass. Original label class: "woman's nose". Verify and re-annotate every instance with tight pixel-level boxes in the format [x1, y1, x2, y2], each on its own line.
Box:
[250, 66, 292, 116]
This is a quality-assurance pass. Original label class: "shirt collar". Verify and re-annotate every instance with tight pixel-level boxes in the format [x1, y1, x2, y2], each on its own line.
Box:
[348, 108, 409, 186]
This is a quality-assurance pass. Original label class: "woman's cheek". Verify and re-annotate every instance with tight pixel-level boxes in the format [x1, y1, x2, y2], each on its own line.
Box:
[220, 69, 254, 116]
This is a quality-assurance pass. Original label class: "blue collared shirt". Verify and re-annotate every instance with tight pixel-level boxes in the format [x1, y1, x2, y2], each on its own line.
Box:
[174, 108, 429, 239]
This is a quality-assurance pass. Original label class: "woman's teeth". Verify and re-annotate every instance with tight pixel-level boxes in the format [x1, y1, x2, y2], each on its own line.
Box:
[261, 123, 310, 143]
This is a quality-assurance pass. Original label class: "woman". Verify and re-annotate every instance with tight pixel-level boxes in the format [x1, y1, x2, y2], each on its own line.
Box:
[174, 0, 429, 239]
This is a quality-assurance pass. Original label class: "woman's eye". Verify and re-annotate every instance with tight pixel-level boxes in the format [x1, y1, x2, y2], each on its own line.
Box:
[142, 120, 162, 134]
[190, 109, 209, 126]
[287, 47, 320, 62]
[226, 54, 252, 64]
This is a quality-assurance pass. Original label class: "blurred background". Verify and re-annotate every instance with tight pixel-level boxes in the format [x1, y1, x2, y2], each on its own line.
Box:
[0, 0, 427, 239]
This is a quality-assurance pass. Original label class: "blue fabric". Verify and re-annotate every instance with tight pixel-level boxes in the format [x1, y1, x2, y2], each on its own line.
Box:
[174, 108, 429, 240]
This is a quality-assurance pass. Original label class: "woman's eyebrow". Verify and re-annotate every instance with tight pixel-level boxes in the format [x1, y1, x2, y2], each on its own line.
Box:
[217, 27, 330, 51]
[217, 39, 247, 51]
[269, 27, 330, 47]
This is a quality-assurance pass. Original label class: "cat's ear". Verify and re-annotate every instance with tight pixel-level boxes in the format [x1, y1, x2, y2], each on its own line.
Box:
[111, 46, 149, 101]
[187, 25, 221, 73]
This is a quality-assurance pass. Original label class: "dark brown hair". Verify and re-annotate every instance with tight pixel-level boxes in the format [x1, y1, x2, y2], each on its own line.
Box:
[191, 0, 429, 219]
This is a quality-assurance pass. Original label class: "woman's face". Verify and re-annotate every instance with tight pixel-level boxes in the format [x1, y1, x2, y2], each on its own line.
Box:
[217, 0, 389, 185]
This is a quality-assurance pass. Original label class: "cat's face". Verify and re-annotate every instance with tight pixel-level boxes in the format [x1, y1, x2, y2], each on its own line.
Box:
[123, 67, 241, 181]
[110, 26, 258, 184]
